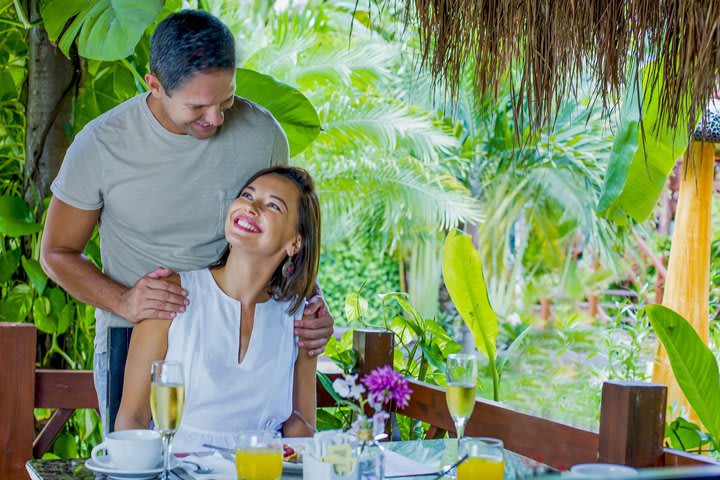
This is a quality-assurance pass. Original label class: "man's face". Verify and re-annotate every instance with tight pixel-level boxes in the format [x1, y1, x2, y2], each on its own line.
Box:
[146, 69, 236, 139]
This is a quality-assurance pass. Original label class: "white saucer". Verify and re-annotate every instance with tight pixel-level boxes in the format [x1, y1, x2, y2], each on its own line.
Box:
[85, 455, 180, 479]
[568, 463, 638, 477]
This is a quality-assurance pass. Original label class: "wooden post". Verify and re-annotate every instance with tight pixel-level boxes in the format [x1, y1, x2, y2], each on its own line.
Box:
[0, 323, 37, 480]
[652, 141, 715, 424]
[598, 381, 667, 468]
[353, 328, 394, 376]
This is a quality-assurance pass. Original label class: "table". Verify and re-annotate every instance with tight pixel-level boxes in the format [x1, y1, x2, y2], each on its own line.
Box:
[26, 438, 552, 479]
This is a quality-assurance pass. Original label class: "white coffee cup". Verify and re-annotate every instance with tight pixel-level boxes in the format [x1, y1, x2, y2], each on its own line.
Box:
[91, 429, 162, 470]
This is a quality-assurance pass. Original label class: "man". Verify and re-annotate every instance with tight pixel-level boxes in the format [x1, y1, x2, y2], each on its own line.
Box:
[39, 10, 333, 431]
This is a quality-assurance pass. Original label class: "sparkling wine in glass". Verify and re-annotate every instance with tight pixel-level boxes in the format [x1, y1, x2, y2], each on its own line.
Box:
[150, 360, 185, 480]
[445, 353, 478, 440]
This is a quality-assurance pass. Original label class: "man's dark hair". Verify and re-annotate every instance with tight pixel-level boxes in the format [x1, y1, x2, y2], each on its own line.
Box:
[150, 10, 235, 94]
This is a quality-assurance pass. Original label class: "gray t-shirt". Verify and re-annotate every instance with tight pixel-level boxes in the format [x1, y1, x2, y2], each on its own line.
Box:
[51, 92, 289, 352]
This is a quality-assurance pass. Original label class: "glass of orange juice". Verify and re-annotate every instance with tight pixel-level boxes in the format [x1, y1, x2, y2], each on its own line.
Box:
[457, 437, 505, 480]
[235, 431, 283, 480]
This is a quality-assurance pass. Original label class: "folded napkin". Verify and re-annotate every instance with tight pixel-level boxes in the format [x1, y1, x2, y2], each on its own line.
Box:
[385, 450, 438, 478]
[179, 452, 236, 480]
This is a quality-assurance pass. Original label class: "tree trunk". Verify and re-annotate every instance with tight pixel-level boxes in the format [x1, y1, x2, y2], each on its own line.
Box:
[24, 0, 75, 207]
[652, 141, 715, 425]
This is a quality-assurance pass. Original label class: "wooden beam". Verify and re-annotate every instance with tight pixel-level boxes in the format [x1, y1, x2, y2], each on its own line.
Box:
[653, 141, 716, 424]
[0, 323, 37, 480]
[598, 381, 667, 468]
[400, 380, 598, 470]
[353, 329, 394, 376]
[32, 409, 73, 459]
[664, 448, 720, 467]
[34, 370, 98, 409]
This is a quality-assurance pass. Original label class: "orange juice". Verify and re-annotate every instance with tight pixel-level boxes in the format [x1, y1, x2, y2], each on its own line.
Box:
[235, 448, 282, 480]
[457, 455, 505, 480]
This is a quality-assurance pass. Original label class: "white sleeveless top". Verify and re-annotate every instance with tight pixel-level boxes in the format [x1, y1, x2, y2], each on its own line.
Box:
[165, 269, 301, 453]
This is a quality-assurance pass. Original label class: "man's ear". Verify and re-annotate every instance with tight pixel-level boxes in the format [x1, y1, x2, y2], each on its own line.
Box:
[145, 73, 164, 97]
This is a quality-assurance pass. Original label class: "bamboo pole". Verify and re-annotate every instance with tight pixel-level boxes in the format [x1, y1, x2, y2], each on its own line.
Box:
[652, 141, 715, 424]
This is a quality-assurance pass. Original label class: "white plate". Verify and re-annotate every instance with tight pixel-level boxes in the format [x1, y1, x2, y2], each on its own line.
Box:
[283, 460, 303, 473]
[283, 437, 309, 474]
[85, 455, 180, 479]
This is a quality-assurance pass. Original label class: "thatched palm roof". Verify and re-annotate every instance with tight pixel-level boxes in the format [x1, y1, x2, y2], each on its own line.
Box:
[408, 0, 720, 131]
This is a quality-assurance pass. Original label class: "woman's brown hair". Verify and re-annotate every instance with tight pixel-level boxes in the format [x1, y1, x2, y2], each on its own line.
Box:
[211, 166, 321, 314]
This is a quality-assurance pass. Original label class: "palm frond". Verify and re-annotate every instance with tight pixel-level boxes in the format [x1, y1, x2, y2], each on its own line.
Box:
[312, 95, 458, 161]
[302, 154, 480, 249]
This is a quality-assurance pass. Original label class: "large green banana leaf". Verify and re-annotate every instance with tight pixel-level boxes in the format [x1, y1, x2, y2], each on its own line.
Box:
[644, 304, 720, 439]
[235, 68, 321, 156]
[441, 229, 498, 361]
[598, 62, 691, 224]
[40, 0, 168, 61]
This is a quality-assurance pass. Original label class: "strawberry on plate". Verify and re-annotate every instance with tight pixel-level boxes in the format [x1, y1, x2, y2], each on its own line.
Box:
[283, 444, 301, 463]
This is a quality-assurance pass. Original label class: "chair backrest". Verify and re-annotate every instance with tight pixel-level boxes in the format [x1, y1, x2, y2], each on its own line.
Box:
[106, 327, 133, 433]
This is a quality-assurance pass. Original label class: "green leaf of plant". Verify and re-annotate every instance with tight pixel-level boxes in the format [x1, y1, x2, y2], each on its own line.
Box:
[442, 229, 498, 360]
[0, 195, 42, 237]
[22, 256, 48, 294]
[41, 0, 165, 61]
[424, 320, 462, 356]
[0, 284, 32, 322]
[382, 292, 424, 335]
[235, 68, 320, 156]
[598, 61, 691, 224]
[316, 408, 344, 431]
[57, 304, 74, 335]
[666, 417, 708, 452]
[0, 247, 21, 282]
[34, 297, 56, 334]
[39, 0, 88, 42]
[52, 432, 79, 459]
[48, 287, 67, 314]
[79, 409, 100, 441]
[644, 304, 720, 439]
[344, 292, 368, 323]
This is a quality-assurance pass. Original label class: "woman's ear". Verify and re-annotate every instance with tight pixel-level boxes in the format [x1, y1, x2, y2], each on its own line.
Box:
[287, 235, 303, 257]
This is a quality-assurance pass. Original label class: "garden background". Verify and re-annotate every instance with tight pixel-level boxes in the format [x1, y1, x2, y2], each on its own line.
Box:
[1, 0, 718, 460]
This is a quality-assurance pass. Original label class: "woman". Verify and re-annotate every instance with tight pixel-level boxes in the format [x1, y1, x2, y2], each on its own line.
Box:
[115, 166, 321, 452]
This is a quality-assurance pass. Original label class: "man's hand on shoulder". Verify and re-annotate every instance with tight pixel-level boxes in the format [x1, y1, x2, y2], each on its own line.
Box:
[119, 267, 189, 323]
[295, 295, 334, 357]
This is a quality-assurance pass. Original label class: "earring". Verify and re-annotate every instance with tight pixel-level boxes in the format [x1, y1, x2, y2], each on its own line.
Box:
[282, 255, 295, 278]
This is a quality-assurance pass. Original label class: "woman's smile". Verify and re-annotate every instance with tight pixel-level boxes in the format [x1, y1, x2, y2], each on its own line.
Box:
[233, 214, 263, 233]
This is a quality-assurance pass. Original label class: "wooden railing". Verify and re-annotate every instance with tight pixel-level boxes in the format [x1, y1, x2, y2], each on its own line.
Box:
[2, 323, 719, 480]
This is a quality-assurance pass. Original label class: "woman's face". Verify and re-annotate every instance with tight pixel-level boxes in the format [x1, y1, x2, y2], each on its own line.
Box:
[224, 174, 302, 257]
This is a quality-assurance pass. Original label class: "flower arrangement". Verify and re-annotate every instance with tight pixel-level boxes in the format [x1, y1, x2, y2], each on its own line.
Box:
[332, 365, 413, 436]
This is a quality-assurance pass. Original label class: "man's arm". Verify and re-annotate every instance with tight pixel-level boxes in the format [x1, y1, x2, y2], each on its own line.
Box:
[40, 197, 188, 322]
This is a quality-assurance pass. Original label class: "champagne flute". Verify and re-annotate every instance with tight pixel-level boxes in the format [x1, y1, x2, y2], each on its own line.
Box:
[150, 360, 185, 480]
[445, 353, 478, 441]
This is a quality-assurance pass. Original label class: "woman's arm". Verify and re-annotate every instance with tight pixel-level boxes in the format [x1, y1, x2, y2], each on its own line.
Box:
[115, 275, 180, 431]
[284, 349, 318, 437]
[114, 318, 171, 431]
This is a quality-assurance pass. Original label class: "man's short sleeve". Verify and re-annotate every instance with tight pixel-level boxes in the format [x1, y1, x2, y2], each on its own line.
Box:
[271, 124, 290, 166]
[50, 131, 104, 210]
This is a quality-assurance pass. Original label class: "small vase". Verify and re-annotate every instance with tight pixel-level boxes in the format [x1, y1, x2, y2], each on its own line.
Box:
[356, 428, 384, 480]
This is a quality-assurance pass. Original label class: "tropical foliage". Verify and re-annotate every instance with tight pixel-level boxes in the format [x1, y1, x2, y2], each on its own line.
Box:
[3, 0, 720, 462]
